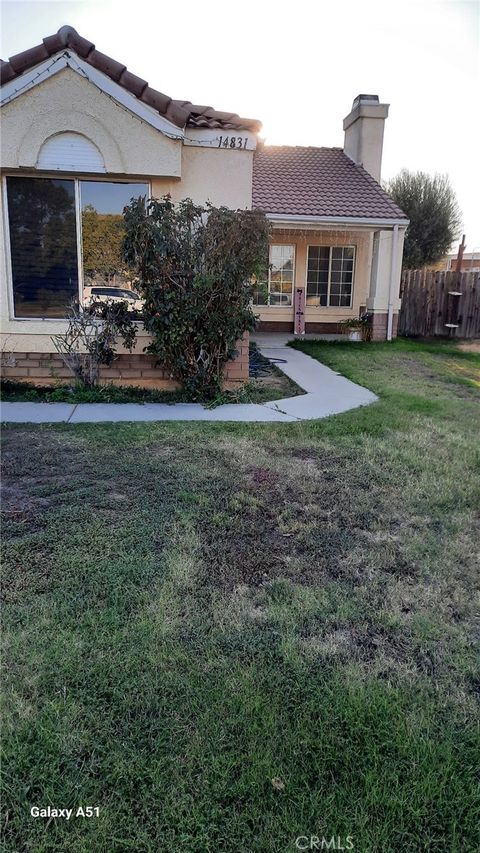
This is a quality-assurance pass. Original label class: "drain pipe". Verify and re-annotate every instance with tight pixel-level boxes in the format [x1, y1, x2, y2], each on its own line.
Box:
[387, 224, 399, 341]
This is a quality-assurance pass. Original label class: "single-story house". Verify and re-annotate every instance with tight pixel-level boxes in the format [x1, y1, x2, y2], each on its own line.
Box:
[0, 25, 408, 388]
[440, 252, 480, 273]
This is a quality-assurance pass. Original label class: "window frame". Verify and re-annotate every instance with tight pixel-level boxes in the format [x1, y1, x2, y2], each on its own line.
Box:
[254, 243, 296, 308]
[2, 172, 151, 321]
[305, 244, 356, 309]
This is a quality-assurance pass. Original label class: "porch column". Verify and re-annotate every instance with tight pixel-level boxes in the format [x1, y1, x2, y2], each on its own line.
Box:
[367, 227, 406, 340]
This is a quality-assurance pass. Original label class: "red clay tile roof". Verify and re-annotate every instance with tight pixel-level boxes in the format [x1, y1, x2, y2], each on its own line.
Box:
[253, 146, 407, 221]
[0, 25, 261, 133]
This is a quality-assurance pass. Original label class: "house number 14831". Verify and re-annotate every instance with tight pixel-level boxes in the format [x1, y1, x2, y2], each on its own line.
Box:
[218, 136, 249, 149]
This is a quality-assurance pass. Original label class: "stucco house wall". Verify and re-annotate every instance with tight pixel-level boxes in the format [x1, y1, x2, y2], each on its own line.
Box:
[152, 145, 253, 210]
[0, 68, 182, 177]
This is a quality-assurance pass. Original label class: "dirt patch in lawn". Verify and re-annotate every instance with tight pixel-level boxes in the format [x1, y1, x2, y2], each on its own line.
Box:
[391, 355, 440, 381]
[0, 480, 53, 514]
[190, 445, 416, 591]
[392, 352, 480, 397]
[250, 466, 280, 487]
[458, 340, 480, 353]
[251, 371, 300, 396]
[0, 430, 136, 538]
[248, 345, 304, 400]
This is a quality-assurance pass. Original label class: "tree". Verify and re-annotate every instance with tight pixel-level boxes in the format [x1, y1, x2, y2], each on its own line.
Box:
[81, 205, 126, 284]
[385, 170, 462, 269]
[7, 177, 78, 297]
[123, 195, 270, 400]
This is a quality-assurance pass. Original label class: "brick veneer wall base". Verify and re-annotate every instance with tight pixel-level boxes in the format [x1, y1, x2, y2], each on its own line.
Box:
[258, 321, 346, 334]
[304, 322, 343, 334]
[1, 335, 249, 390]
[368, 312, 399, 341]
[257, 318, 399, 339]
[257, 321, 294, 332]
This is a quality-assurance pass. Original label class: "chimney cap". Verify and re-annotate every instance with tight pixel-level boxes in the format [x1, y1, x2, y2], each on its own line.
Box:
[343, 95, 389, 131]
[352, 94, 380, 109]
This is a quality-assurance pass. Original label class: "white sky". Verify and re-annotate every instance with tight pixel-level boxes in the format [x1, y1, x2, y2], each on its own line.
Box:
[1, 0, 479, 250]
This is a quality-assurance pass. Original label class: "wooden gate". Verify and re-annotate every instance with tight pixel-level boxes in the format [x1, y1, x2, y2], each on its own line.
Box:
[399, 270, 480, 338]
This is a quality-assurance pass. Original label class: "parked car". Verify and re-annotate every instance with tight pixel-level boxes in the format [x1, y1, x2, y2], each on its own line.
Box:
[83, 286, 143, 313]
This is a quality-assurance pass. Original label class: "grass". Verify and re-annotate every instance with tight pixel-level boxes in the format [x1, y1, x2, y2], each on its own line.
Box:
[1, 338, 479, 851]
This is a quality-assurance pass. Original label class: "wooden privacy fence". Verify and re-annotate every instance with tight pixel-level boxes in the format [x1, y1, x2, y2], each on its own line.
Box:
[399, 269, 480, 338]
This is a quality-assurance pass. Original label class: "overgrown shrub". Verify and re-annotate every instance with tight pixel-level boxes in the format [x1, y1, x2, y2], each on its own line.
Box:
[123, 196, 270, 400]
[51, 300, 137, 388]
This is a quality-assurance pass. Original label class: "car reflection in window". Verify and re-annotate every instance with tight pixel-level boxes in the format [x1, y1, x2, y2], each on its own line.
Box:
[83, 285, 144, 316]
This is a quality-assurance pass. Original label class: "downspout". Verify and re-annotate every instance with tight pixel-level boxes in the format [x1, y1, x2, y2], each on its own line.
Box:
[387, 224, 399, 341]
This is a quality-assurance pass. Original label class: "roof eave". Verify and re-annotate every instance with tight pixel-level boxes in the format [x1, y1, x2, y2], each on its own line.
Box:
[265, 213, 410, 228]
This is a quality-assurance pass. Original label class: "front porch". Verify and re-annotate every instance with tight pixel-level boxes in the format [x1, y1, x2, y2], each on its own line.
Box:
[252, 224, 405, 341]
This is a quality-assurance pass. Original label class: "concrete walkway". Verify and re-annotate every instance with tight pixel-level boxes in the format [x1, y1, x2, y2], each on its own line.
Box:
[1, 339, 377, 423]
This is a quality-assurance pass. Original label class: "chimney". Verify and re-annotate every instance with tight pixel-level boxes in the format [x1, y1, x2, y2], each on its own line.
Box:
[343, 94, 389, 183]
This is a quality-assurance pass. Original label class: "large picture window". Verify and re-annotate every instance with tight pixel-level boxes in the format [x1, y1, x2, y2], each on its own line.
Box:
[306, 246, 355, 307]
[253, 244, 295, 306]
[5, 176, 148, 319]
[6, 177, 78, 318]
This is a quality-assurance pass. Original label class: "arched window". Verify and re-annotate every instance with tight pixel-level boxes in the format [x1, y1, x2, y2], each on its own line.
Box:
[37, 133, 106, 173]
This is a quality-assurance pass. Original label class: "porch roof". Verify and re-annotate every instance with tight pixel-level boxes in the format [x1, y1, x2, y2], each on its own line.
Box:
[252, 146, 408, 222]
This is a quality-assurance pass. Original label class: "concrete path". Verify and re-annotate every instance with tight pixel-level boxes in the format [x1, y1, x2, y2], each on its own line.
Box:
[1, 340, 377, 423]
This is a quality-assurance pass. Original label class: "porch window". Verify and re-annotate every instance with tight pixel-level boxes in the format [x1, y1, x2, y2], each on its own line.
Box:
[253, 244, 295, 306]
[5, 176, 147, 319]
[306, 246, 355, 307]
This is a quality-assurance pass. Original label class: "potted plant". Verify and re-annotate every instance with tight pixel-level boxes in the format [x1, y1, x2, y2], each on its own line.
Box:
[340, 317, 367, 342]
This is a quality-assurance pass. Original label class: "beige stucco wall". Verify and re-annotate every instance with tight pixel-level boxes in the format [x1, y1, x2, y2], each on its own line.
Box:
[0, 326, 153, 356]
[343, 118, 386, 183]
[254, 228, 374, 325]
[151, 145, 253, 209]
[343, 102, 388, 183]
[1, 68, 182, 177]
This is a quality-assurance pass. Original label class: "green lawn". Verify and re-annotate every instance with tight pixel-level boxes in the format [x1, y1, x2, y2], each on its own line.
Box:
[1, 339, 479, 851]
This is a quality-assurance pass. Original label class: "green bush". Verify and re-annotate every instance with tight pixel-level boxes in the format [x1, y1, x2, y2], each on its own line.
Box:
[123, 196, 270, 400]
